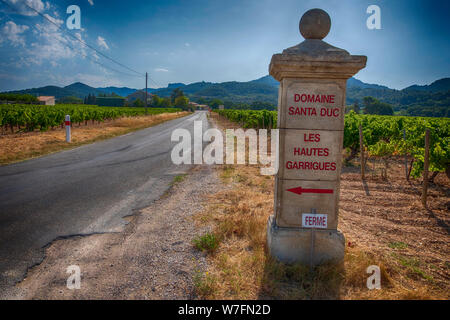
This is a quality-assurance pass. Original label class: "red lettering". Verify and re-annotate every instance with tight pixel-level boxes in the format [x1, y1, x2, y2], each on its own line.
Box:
[303, 133, 320, 142]
[293, 93, 336, 104]
[333, 108, 340, 117]
[320, 107, 340, 117]
[288, 107, 319, 116]
[288, 106, 294, 115]
[285, 161, 337, 171]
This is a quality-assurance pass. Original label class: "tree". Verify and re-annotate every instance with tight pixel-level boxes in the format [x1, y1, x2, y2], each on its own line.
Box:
[160, 97, 172, 108]
[171, 88, 184, 103]
[210, 98, 224, 109]
[345, 101, 361, 114]
[151, 94, 162, 107]
[353, 101, 360, 114]
[58, 96, 83, 104]
[363, 96, 394, 115]
[85, 94, 96, 105]
[174, 95, 189, 110]
[196, 97, 207, 105]
[133, 98, 144, 107]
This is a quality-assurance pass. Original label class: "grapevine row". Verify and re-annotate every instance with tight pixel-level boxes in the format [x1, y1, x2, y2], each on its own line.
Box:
[214, 109, 450, 178]
[0, 104, 182, 133]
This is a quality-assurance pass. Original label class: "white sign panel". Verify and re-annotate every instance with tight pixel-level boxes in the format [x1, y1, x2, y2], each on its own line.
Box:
[302, 213, 328, 229]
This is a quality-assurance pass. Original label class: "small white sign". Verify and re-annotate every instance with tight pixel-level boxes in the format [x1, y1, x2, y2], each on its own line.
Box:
[302, 213, 328, 229]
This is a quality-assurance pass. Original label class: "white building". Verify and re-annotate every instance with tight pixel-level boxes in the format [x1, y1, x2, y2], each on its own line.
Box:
[37, 96, 55, 105]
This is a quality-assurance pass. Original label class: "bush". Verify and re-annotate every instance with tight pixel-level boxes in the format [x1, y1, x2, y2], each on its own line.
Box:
[193, 233, 220, 253]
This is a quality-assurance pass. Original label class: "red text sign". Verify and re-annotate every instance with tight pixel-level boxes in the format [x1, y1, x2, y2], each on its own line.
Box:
[302, 213, 328, 229]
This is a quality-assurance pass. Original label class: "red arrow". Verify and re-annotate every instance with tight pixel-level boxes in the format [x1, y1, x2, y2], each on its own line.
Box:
[287, 186, 334, 195]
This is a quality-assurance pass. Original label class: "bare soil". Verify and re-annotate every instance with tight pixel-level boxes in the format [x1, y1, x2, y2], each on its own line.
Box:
[193, 113, 449, 299]
[340, 161, 449, 290]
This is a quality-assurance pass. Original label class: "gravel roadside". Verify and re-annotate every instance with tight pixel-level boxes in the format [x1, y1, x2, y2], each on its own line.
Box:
[7, 164, 221, 299]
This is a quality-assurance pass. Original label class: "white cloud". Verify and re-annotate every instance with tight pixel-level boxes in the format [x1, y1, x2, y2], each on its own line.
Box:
[185, 43, 190, 47]
[88, 0, 94, 6]
[3, 0, 45, 16]
[23, 14, 87, 65]
[96, 36, 109, 50]
[1, 21, 29, 46]
[43, 13, 63, 26]
[154, 68, 169, 72]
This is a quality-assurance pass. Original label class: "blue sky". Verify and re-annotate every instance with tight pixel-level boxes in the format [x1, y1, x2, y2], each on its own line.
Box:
[0, 0, 449, 91]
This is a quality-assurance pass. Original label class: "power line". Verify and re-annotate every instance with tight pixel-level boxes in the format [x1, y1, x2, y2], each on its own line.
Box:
[0, 1, 141, 78]
[1, 0, 166, 89]
[1, 0, 144, 77]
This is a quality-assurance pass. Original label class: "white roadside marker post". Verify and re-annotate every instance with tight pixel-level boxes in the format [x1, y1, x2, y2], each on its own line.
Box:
[65, 115, 71, 143]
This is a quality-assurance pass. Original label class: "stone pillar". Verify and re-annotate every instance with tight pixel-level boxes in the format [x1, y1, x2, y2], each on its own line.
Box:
[266, 9, 366, 265]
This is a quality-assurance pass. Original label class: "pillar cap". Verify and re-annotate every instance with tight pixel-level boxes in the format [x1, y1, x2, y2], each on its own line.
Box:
[269, 9, 367, 81]
[299, 8, 331, 40]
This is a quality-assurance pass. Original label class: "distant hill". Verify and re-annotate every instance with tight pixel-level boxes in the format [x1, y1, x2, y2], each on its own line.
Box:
[153, 81, 213, 97]
[2, 76, 449, 117]
[126, 90, 154, 103]
[347, 77, 390, 90]
[403, 78, 450, 92]
[167, 83, 186, 89]
[3, 85, 79, 99]
[3, 83, 156, 100]
[152, 77, 278, 104]
[97, 86, 139, 97]
[64, 82, 101, 97]
[248, 75, 279, 87]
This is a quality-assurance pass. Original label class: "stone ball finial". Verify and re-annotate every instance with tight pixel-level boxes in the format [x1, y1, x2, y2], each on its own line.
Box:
[299, 8, 331, 40]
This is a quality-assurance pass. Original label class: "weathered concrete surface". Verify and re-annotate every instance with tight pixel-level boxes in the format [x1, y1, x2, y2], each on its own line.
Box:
[274, 178, 340, 229]
[299, 8, 331, 40]
[267, 215, 345, 265]
[267, 8, 366, 265]
[270, 41, 366, 80]
[277, 79, 346, 130]
[278, 128, 343, 181]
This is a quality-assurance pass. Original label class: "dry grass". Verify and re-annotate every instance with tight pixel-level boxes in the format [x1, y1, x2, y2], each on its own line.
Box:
[0, 112, 189, 165]
[192, 113, 449, 300]
[194, 164, 447, 300]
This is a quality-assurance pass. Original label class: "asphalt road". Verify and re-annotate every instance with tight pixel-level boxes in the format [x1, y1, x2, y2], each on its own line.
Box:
[0, 111, 209, 292]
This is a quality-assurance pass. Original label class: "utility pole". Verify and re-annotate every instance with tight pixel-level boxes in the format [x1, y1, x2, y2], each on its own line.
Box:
[145, 72, 148, 108]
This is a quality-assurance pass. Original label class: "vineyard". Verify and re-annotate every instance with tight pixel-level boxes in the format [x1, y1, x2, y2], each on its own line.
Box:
[214, 109, 450, 178]
[0, 104, 181, 133]
[215, 109, 277, 129]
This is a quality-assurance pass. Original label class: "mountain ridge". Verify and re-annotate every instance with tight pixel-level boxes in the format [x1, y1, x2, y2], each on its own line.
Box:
[2, 76, 449, 113]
